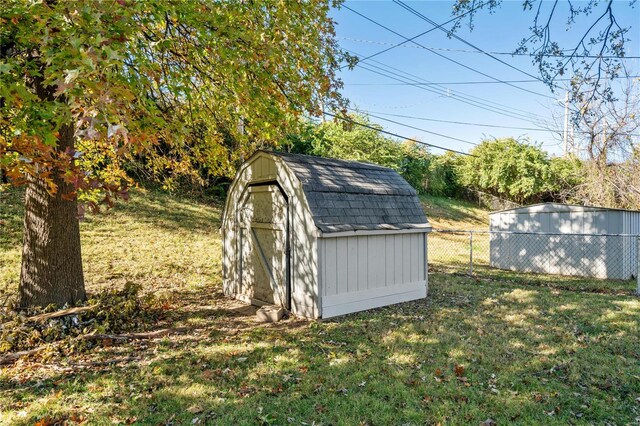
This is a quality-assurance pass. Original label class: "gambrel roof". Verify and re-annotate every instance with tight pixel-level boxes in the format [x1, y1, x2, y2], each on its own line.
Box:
[267, 151, 430, 233]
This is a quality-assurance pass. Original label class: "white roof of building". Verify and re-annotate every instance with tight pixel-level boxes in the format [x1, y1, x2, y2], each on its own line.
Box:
[489, 202, 640, 215]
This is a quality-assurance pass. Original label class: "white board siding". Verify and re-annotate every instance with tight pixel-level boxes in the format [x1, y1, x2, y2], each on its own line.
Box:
[224, 151, 432, 319]
[322, 280, 427, 318]
[222, 153, 320, 318]
[320, 232, 427, 297]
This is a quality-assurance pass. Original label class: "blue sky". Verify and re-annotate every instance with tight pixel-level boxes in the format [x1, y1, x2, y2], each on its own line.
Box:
[330, 1, 640, 156]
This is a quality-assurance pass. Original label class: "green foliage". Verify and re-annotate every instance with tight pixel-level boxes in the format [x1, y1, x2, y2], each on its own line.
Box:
[283, 115, 436, 194]
[548, 155, 584, 196]
[287, 123, 585, 204]
[0, 1, 346, 199]
[458, 138, 563, 204]
[308, 114, 407, 171]
[399, 141, 431, 192]
[426, 152, 464, 197]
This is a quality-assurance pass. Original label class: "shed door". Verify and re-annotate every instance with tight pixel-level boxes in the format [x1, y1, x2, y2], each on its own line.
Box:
[239, 184, 289, 309]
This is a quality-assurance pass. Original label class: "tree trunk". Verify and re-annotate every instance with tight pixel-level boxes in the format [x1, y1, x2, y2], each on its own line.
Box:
[18, 124, 86, 308]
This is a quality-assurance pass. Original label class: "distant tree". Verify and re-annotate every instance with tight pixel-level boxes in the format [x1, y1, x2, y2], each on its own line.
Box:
[0, 1, 346, 308]
[283, 115, 436, 193]
[548, 155, 583, 202]
[457, 138, 554, 204]
[426, 152, 464, 198]
[284, 114, 407, 170]
[399, 140, 432, 193]
[566, 82, 640, 208]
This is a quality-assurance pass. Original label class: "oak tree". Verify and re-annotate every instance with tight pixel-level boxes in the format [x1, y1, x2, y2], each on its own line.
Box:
[0, 1, 346, 308]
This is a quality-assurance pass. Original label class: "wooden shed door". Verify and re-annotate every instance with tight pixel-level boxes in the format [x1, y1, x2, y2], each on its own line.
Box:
[239, 184, 289, 309]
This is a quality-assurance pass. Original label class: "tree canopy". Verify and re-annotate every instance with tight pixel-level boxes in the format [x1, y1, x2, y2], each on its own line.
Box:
[0, 0, 347, 308]
[0, 0, 346, 203]
[458, 138, 559, 204]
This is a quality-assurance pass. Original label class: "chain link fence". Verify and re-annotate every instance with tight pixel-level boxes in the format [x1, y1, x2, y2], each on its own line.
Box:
[429, 229, 640, 293]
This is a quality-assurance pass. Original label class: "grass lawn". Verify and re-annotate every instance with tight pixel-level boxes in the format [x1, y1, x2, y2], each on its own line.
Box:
[419, 195, 489, 230]
[1, 189, 640, 425]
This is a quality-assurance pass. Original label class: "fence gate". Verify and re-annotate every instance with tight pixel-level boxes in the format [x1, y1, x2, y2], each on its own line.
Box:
[239, 183, 289, 309]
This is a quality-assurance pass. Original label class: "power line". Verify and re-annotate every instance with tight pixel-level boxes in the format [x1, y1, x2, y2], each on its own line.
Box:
[364, 110, 562, 133]
[341, 1, 489, 68]
[339, 37, 640, 60]
[342, 4, 556, 100]
[343, 76, 640, 86]
[356, 52, 549, 122]
[322, 111, 474, 156]
[357, 110, 640, 138]
[349, 108, 479, 146]
[355, 62, 549, 124]
[394, 0, 557, 89]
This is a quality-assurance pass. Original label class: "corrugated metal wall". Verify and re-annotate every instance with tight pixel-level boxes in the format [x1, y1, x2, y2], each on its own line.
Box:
[490, 206, 640, 280]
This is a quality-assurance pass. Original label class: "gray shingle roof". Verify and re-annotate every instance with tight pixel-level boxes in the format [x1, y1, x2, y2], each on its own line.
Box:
[267, 151, 430, 233]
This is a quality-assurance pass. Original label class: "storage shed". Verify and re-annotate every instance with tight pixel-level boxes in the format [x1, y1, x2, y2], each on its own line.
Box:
[221, 150, 432, 319]
[490, 202, 640, 279]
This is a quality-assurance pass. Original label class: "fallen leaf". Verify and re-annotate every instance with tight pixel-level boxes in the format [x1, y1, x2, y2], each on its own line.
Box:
[454, 364, 465, 377]
[187, 404, 203, 414]
[237, 386, 253, 397]
[201, 370, 215, 380]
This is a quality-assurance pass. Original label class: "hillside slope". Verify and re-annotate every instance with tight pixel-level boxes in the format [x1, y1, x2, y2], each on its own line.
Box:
[1, 188, 638, 425]
[420, 194, 489, 230]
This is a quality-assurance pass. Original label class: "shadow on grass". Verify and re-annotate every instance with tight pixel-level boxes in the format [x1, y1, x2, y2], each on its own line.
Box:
[83, 189, 223, 233]
[430, 264, 638, 295]
[4, 275, 639, 425]
[0, 189, 24, 251]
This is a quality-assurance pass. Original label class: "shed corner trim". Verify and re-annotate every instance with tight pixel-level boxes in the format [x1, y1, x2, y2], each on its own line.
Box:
[318, 226, 432, 239]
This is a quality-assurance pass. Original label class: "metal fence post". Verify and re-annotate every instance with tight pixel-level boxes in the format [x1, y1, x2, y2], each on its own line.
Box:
[637, 236, 640, 296]
[469, 230, 473, 275]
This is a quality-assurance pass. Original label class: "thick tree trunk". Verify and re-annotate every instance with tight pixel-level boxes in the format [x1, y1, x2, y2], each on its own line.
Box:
[18, 124, 86, 308]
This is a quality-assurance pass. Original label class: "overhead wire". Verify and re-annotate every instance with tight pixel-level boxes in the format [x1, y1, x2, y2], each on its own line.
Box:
[342, 4, 557, 99]
[347, 108, 479, 146]
[360, 110, 640, 137]
[356, 62, 549, 124]
[343, 76, 640, 86]
[340, 1, 489, 68]
[340, 36, 640, 59]
[395, 0, 632, 93]
[355, 52, 550, 122]
[321, 111, 474, 156]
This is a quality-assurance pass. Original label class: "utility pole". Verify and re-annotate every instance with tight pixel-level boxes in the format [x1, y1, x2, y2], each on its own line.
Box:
[570, 124, 575, 156]
[563, 91, 569, 157]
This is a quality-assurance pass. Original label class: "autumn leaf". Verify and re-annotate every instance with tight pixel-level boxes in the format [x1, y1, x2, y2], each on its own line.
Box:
[454, 364, 465, 377]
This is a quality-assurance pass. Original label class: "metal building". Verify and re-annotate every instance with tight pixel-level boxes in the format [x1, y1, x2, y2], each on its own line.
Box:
[221, 150, 432, 319]
[489, 202, 640, 279]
